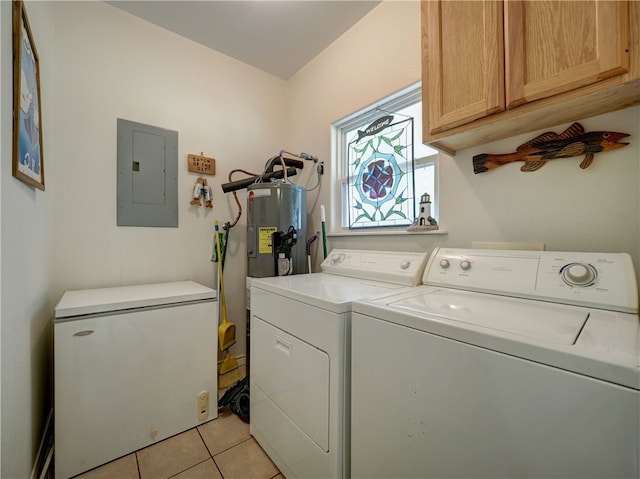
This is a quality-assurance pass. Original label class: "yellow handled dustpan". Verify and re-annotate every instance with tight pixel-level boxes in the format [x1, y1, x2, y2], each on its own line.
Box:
[216, 221, 236, 351]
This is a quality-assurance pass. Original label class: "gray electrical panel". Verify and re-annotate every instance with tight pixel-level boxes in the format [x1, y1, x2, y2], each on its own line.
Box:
[117, 119, 178, 227]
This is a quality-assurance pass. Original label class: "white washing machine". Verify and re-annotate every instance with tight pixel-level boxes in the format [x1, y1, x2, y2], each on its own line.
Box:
[250, 249, 429, 479]
[351, 247, 640, 479]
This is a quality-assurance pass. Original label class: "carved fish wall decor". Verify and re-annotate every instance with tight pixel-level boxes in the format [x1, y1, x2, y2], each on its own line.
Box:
[473, 122, 630, 174]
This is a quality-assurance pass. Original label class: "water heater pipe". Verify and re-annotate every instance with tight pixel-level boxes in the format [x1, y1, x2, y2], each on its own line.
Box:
[221, 167, 298, 193]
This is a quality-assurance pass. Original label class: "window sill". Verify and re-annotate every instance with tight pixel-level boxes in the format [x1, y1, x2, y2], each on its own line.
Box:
[328, 228, 448, 238]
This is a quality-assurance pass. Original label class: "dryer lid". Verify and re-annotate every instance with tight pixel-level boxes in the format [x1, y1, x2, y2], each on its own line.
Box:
[390, 289, 589, 345]
[251, 273, 407, 313]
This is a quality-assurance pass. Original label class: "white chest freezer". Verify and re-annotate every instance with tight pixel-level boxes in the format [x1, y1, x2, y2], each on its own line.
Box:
[54, 281, 218, 479]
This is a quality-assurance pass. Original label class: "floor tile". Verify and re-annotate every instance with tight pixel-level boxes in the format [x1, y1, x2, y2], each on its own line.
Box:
[198, 411, 250, 455]
[213, 438, 278, 479]
[137, 429, 210, 479]
[73, 453, 139, 479]
[172, 459, 222, 479]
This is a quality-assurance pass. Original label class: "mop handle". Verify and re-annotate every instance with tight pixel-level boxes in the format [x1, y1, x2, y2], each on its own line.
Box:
[320, 205, 328, 259]
[306, 232, 320, 273]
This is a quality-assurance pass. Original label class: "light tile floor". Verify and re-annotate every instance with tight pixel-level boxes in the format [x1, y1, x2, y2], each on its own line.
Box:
[73, 411, 282, 479]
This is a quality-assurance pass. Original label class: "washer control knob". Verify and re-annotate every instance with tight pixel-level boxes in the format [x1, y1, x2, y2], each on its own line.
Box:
[400, 260, 411, 270]
[439, 259, 450, 269]
[460, 260, 472, 271]
[561, 263, 597, 286]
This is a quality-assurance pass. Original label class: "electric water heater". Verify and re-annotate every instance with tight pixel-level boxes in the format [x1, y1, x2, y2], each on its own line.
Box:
[247, 183, 307, 278]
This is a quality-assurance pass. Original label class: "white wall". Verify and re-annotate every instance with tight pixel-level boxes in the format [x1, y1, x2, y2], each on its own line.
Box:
[1, 1, 639, 476]
[2, 1, 287, 476]
[441, 107, 639, 261]
[287, 1, 640, 279]
[1, 1, 56, 477]
[50, 1, 287, 358]
[286, 1, 423, 269]
[0, 4, 4, 475]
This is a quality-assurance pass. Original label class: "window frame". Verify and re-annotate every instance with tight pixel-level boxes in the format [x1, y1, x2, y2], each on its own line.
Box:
[331, 82, 440, 234]
[413, 152, 440, 227]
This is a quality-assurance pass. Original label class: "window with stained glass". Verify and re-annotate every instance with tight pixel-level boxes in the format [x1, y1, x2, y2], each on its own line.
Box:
[334, 82, 439, 231]
[346, 115, 415, 228]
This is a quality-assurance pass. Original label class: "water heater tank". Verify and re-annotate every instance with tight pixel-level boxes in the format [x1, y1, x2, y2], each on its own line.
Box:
[247, 183, 307, 278]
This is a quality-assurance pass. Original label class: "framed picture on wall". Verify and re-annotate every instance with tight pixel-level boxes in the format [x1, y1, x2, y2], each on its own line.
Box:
[12, 0, 45, 191]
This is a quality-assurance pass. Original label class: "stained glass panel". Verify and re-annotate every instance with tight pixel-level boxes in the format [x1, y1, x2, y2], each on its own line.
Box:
[347, 116, 415, 229]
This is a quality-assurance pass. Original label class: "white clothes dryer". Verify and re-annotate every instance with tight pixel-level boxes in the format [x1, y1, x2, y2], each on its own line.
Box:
[351, 248, 640, 479]
[250, 249, 429, 479]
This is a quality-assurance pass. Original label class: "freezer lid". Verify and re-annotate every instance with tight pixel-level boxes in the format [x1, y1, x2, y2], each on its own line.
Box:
[389, 289, 588, 345]
[55, 281, 216, 319]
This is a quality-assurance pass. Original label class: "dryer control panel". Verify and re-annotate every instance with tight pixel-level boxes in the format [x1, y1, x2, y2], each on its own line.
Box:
[425, 248, 638, 313]
[321, 249, 429, 286]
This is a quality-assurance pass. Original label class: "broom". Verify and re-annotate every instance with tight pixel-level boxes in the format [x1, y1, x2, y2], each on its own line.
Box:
[216, 222, 243, 389]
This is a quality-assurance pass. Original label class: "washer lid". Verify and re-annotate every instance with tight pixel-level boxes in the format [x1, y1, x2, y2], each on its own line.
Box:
[391, 289, 588, 344]
[55, 280, 216, 319]
[354, 286, 640, 389]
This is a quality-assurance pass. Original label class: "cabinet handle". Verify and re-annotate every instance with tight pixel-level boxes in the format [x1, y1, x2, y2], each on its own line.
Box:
[73, 330, 95, 337]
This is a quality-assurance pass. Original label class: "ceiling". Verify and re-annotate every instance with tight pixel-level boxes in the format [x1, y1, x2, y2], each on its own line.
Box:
[107, 1, 381, 80]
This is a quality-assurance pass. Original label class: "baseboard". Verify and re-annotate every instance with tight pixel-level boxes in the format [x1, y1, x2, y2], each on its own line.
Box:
[30, 409, 54, 479]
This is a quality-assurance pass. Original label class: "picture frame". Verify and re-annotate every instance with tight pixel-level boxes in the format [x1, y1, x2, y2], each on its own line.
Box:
[12, 0, 44, 190]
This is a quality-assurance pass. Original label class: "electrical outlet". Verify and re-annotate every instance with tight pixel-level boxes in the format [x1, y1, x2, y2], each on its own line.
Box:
[197, 391, 209, 420]
[317, 162, 324, 175]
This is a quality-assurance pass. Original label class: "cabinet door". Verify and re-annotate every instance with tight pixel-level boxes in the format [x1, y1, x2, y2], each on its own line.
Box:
[505, 1, 630, 108]
[423, 1, 505, 136]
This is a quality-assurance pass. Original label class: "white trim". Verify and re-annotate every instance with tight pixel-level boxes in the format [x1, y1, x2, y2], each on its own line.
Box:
[335, 81, 422, 132]
[328, 229, 447, 237]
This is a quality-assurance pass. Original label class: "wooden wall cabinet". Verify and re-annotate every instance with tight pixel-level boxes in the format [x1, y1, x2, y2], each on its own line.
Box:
[425, 1, 505, 135]
[422, 1, 640, 155]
